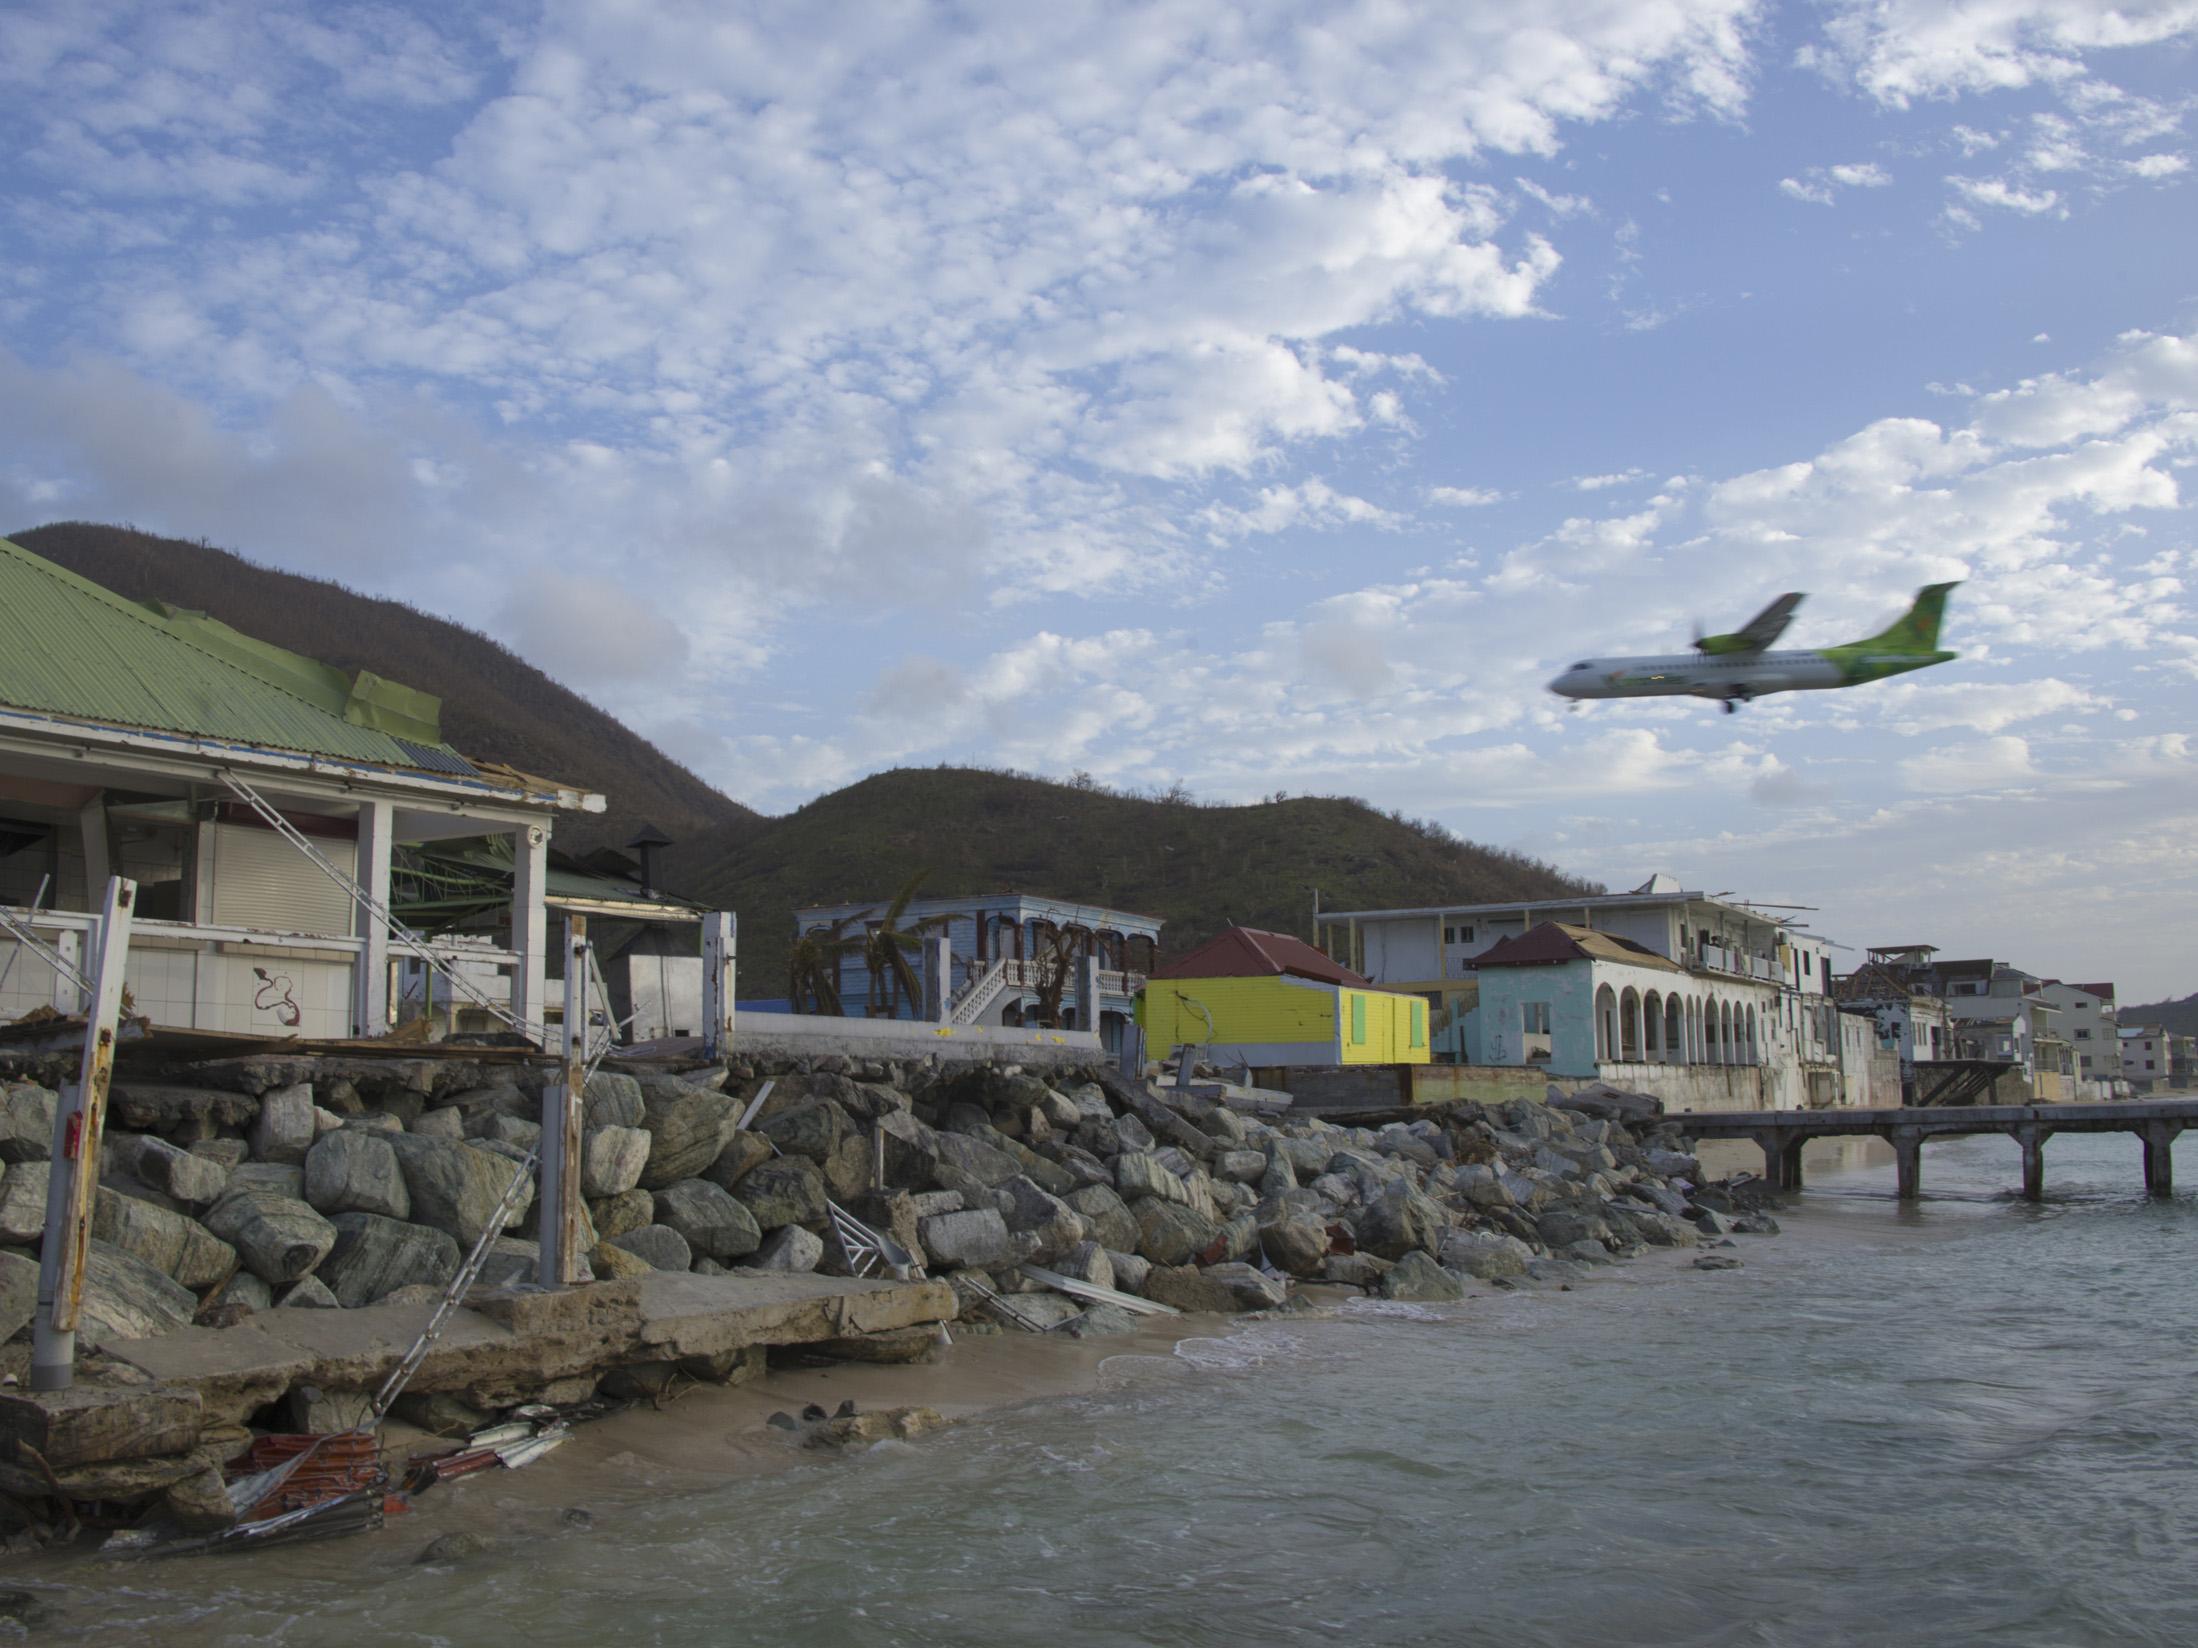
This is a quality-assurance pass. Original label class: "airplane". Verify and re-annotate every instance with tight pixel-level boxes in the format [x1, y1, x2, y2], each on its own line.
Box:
[1547, 583, 1960, 713]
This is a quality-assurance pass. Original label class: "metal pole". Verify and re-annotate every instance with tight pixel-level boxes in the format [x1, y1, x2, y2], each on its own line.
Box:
[702, 912, 735, 1060]
[32, 876, 137, 1392]
[536, 915, 588, 1288]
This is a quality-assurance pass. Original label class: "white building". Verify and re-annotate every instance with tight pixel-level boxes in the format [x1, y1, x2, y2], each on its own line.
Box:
[2038, 980, 2123, 1098]
[1317, 874, 1862, 1112]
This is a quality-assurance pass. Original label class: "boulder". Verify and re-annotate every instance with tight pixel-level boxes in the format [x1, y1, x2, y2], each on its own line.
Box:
[1143, 1262, 1288, 1314]
[636, 1081, 740, 1189]
[204, 1193, 338, 1284]
[1132, 1199, 1221, 1266]
[590, 1240, 653, 1280]
[582, 1126, 652, 1198]
[1378, 1250, 1465, 1302]
[731, 1156, 828, 1231]
[1063, 1302, 1142, 1338]
[0, 1084, 57, 1163]
[704, 1130, 774, 1193]
[1213, 1149, 1268, 1184]
[411, 1107, 467, 1141]
[1440, 1229, 1532, 1280]
[1451, 1163, 1514, 1211]
[1115, 1151, 1190, 1205]
[79, 1241, 197, 1344]
[583, 1071, 645, 1130]
[91, 1189, 237, 1288]
[1055, 1239, 1115, 1293]
[303, 1130, 411, 1221]
[1256, 1210, 1330, 1278]
[117, 1136, 229, 1211]
[0, 1162, 48, 1244]
[929, 1130, 1024, 1189]
[607, 1224, 692, 1272]
[916, 1207, 1013, 1269]
[0, 1249, 37, 1343]
[278, 1275, 341, 1308]
[1106, 1250, 1152, 1295]
[1064, 1185, 1139, 1253]
[654, 1179, 763, 1263]
[758, 1101, 850, 1163]
[1356, 1182, 1448, 1260]
[250, 1083, 318, 1164]
[191, 1138, 252, 1169]
[750, 1224, 824, 1273]
[319, 1213, 461, 1307]
[387, 1134, 530, 1247]
[589, 1187, 654, 1240]
[483, 1114, 540, 1151]
[224, 1162, 305, 1203]
[995, 1175, 1085, 1262]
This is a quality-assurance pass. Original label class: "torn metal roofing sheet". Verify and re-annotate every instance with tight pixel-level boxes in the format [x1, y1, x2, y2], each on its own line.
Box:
[1152, 925, 1370, 986]
[0, 535, 483, 780]
[1473, 920, 1684, 973]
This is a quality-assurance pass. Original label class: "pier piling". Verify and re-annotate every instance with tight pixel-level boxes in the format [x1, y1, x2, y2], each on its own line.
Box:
[1892, 1130, 1922, 1203]
[2017, 1124, 2048, 1203]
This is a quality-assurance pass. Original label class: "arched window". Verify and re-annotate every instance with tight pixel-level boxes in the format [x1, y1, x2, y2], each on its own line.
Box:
[1595, 984, 1618, 1063]
[1619, 987, 1642, 1061]
[1665, 995, 1684, 1064]
[1644, 991, 1664, 1061]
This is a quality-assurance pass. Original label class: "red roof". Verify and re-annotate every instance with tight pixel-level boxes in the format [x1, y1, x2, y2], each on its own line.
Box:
[1152, 926, 1370, 987]
[1475, 920, 1682, 972]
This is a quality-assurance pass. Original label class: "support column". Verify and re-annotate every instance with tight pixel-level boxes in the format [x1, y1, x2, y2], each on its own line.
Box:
[1892, 1128, 1923, 1203]
[2143, 1121, 2181, 1197]
[510, 822, 548, 1040]
[702, 912, 735, 1059]
[1759, 1129, 1793, 1192]
[32, 877, 135, 1392]
[2016, 1124, 2049, 1202]
[923, 933, 952, 1023]
[1078, 953, 1103, 1039]
[352, 799, 392, 1038]
[537, 916, 587, 1287]
[75, 793, 110, 898]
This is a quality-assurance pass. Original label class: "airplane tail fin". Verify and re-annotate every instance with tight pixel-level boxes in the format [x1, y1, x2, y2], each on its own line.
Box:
[1863, 582, 1959, 653]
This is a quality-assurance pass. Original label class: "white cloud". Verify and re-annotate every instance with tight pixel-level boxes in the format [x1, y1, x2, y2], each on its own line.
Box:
[1948, 174, 2064, 214]
[1572, 468, 1650, 491]
[1901, 735, 2040, 792]
[2128, 152, 2189, 177]
[1429, 485, 1506, 507]
[1811, 1, 2198, 109]
[1829, 161, 1893, 187]
[1199, 478, 1403, 540]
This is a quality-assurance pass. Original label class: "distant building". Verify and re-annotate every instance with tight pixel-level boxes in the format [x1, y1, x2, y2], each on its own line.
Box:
[791, 892, 1160, 1056]
[2037, 980, 2123, 1099]
[1833, 947, 1958, 1101]
[1318, 875, 1857, 1112]
[1138, 926, 1429, 1072]
[2122, 1024, 2172, 1091]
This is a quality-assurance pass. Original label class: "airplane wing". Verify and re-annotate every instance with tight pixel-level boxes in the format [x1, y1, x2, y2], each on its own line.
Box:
[1696, 592, 1804, 655]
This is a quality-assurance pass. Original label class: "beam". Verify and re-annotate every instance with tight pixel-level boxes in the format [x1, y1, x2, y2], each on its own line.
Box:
[509, 822, 548, 1038]
[537, 915, 588, 1287]
[352, 799, 393, 1037]
[31, 876, 136, 1392]
[702, 912, 736, 1059]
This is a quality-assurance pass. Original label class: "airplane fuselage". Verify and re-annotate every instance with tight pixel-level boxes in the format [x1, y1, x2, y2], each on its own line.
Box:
[1548, 647, 1950, 706]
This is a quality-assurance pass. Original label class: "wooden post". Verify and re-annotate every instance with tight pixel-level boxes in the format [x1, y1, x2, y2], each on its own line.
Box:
[702, 912, 735, 1060]
[537, 915, 588, 1288]
[31, 877, 136, 1392]
[1892, 1128, 1923, 1203]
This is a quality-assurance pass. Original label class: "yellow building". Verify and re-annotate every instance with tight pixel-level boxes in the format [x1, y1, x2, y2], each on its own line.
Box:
[1137, 926, 1430, 1067]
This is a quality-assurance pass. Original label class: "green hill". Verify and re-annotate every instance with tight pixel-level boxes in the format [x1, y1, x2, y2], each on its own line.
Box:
[661, 766, 1600, 998]
[9, 521, 757, 854]
[2123, 992, 2198, 1037]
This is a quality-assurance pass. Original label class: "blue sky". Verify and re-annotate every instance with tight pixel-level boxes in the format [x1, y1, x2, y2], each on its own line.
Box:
[3, 1, 2196, 999]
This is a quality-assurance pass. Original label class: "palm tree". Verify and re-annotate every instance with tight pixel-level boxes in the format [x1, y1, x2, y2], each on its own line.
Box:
[787, 914, 861, 1016]
[858, 870, 951, 1017]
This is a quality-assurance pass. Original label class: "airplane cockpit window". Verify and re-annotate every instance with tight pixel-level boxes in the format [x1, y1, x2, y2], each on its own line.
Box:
[1570, 661, 1590, 670]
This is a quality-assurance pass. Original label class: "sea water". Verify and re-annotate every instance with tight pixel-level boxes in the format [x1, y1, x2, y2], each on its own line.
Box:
[26, 1130, 2198, 1647]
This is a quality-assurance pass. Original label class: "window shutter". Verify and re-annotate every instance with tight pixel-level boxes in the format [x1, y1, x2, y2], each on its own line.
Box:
[211, 823, 357, 937]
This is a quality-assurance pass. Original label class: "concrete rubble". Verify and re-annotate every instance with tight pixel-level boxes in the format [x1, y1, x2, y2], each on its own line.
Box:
[0, 1047, 1772, 1546]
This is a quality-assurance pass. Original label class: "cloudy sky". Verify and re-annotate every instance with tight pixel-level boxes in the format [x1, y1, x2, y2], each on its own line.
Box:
[3, 2, 2196, 999]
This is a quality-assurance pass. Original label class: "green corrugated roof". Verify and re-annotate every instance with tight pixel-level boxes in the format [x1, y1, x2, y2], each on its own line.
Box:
[0, 535, 476, 776]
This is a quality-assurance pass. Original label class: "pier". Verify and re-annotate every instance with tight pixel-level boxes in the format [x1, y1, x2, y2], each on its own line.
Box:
[1674, 1099, 2198, 1201]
